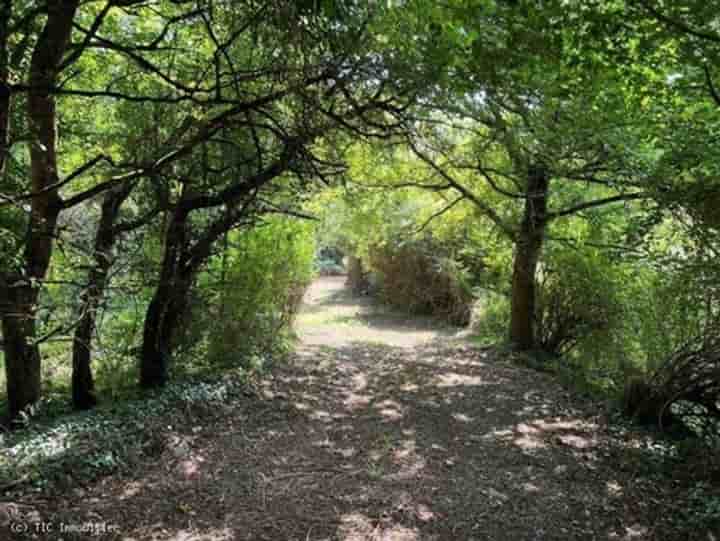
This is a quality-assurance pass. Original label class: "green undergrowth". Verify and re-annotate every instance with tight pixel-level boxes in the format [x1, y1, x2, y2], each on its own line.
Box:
[0, 369, 254, 496]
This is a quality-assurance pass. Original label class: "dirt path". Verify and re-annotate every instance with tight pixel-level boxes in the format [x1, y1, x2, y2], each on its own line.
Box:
[23, 277, 691, 540]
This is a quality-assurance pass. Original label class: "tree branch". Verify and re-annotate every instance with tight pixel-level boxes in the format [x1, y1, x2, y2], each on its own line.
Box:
[638, 0, 720, 43]
[408, 138, 516, 240]
[413, 195, 465, 235]
[705, 65, 720, 107]
[546, 192, 647, 221]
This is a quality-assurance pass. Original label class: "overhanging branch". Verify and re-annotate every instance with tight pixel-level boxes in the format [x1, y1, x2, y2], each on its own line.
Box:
[546, 192, 647, 221]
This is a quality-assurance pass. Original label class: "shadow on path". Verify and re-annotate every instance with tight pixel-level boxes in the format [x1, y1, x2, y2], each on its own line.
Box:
[29, 277, 685, 541]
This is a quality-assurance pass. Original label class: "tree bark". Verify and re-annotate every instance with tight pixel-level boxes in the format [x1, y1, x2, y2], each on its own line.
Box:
[140, 208, 191, 388]
[1, 285, 42, 419]
[0, 0, 11, 176]
[139, 195, 258, 388]
[1, 1, 79, 420]
[71, 183, 133, 409]
[509, 164, 549, 350]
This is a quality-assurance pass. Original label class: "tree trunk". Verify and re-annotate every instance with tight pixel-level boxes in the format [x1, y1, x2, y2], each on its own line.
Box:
[1, 285, 42, 420]
[509, 165, 549, 350]
[71, 184, 133, 409]
[140, 274, 193, 388]
[1, 2, 79, 420]
[0, 0, 11, 176]
[139, 196, 258, 388]
[140, 208, 191, 388]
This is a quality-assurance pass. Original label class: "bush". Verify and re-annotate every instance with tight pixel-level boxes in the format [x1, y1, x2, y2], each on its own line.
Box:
[367, 240, 474, 325]
[469, 290, 510, 345]
[346, 255, 372, 294]
[535, 248, 622, 356]
[195, 217, 316, 368]
[623, 331, 720, 435]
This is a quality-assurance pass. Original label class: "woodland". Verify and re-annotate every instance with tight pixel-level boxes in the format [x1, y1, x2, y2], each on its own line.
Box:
[0, 1, 720, 540]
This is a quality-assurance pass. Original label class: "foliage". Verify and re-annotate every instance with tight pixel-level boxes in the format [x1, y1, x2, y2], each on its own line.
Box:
[470, 290, 510, 346]
[536, 247, 623, 357]
[682, 482, 720, 532]
[0, 372, 250, 493]
[198, 217, 316, 368]
[368, 239, 474, 325]
[0, 6, 719, 530]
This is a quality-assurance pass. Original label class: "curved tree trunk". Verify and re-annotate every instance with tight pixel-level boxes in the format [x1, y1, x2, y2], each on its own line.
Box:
[509, 165, 549, 351]
[140, 273, 193, 388]
[140, 208, 191, 388]
[71, 183, 133, 409]
[139, 195, 259, 388]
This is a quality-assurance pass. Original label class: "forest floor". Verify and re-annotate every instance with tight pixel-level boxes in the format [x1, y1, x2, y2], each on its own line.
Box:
[2, 276, 711, 540]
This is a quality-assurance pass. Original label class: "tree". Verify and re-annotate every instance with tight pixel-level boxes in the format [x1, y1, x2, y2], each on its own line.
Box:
[135, 2, 416, 387]
[1, 1, 80, 420]
[368, 0, 651, 350]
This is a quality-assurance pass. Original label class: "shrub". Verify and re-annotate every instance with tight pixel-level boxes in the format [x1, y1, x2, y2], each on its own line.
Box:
[535, 248, 623, 356]
[623, 330, 720, 435]
[470, 290, 510, 345]
[194, 217, 316, 369]
[367, 240, 474, 325]
[346, 255, 372, 294]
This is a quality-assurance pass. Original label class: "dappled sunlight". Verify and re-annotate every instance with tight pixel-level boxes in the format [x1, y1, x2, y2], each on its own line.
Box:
[309, 409, 333, 422]
[298, 277, 460, 349]
[178, 453, 206, 480]
[512, 403, 555, 417]
[513, 424, 549, 450]
[521, 481, 541, 493]
[119, 481, 143, 500]
[434, 372, 486, 388]
[385, 438, 427, 480]
[335, 446, 358, 459]
[3, 427, 72, 464]
[376, 399, 405, 421]
[344, 391, 374, 409]
[607, 524, 651, 540]
[606, 480, 624, 497]
[292, 401, 312, 411]
[352, 372, 368, 391]
[399, 382, 420, 392]
[555, 433, 597, 450]
[491, 417, 602, 453]
[33, 277, 686, 541]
